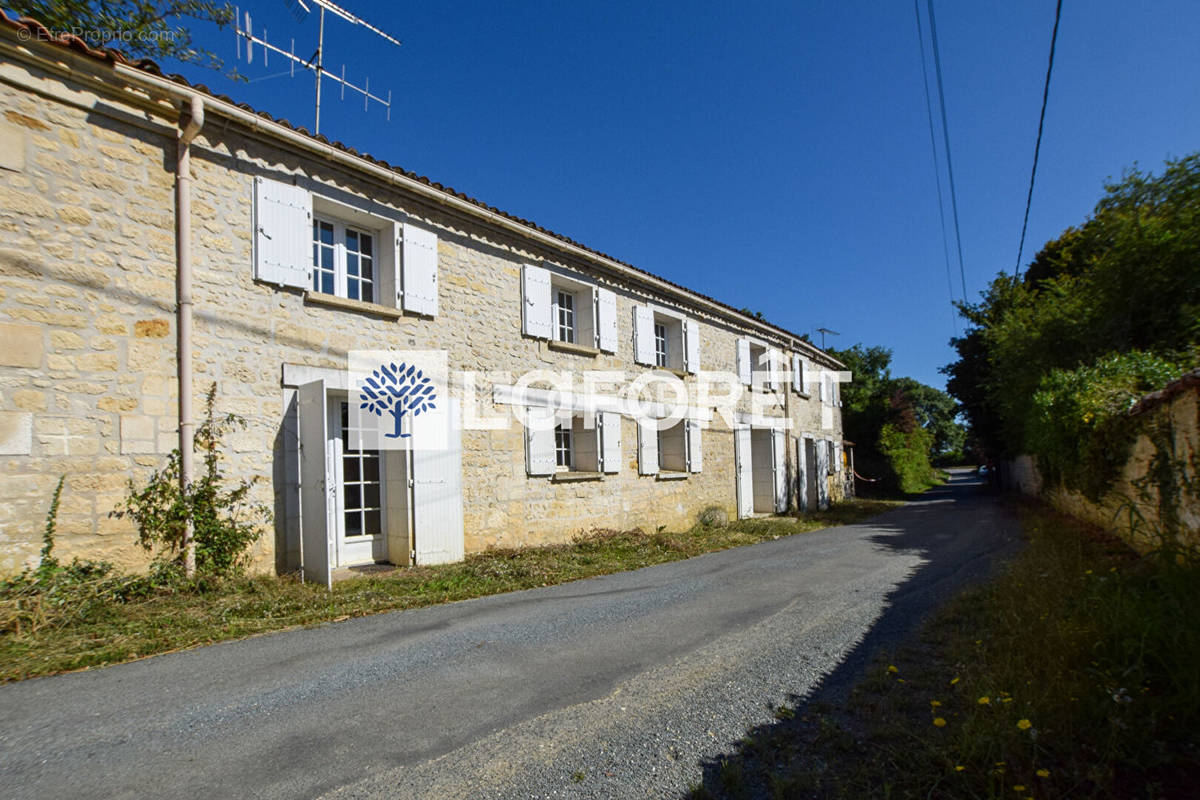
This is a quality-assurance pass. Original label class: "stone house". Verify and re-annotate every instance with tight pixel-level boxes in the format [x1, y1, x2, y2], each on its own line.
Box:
[0, 16, 849, 583]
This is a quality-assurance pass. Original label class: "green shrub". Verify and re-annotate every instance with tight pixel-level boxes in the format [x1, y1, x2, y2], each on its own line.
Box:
[1027, 351, 1184, 499]
[877, 423, 938, 494]
[114, 385, 270, 578]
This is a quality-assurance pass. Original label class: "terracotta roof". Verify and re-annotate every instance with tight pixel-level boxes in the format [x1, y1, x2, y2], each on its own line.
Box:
[1127, 368, 1200, 418]
[0, 12, 840, 365]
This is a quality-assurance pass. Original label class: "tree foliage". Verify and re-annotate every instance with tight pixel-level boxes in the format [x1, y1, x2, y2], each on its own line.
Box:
[11, 1, 235, 71]
[945, 153, 1200, 491]
[831, 343, 961, 494]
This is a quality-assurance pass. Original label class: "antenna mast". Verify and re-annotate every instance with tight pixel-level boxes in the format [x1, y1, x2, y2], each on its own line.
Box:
[236, 0, 402, 135]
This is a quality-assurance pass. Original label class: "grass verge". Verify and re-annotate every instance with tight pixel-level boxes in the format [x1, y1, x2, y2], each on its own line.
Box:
[690, 501, 1200, 799]
[0, 499, 899, 683]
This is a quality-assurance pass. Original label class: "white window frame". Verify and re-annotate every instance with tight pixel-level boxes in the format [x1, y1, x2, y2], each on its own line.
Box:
[312, 215, 378, 303]
[555, 422, 574, 469]
[651, 311, 684, 371]
[554, 289, 578, 344]
[748, 341, 770, 391]
[654, 322, 669, 367]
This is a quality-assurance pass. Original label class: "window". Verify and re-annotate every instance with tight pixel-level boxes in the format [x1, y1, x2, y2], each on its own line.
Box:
[658, 422, 687, 472]
[748, 342, 770, 390]
[654, 322, 669, 367]
[555, 423, 573, 468]
[339, 402, 382, 538]
[554, 289, 577, 344]
[311, 216, 376, 303]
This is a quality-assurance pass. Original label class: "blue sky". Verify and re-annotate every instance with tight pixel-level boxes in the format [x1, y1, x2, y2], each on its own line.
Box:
[165, 1, 1199, 389]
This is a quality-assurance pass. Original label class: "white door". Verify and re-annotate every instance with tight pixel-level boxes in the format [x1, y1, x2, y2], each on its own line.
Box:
[330, 399, 387, 567]
[815, 439, 830, 510]
[734, 425, 753, 519]
[298, 380, 333, 588]
[772, 429, 788, 513]
[795, 436, 809, 513]
[412, 398, 465, 565]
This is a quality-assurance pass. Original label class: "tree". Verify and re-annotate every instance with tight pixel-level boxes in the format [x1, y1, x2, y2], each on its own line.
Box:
[359, 362, 437, 439]
[944, 152, 1200, 470]
[11, 1, 235, 72]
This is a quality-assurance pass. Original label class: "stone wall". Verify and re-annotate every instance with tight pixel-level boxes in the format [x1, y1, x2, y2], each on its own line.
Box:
[0, 45, 845, 576]
[1002, 373, 1199, 553]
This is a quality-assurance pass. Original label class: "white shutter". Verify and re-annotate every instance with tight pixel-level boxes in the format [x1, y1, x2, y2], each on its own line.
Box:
[819, 370, 828, 403]
[737, 338, 752, 385]
[684, 318, 700, 374]
[795, 437, 809, 513]
[524, 408, 555, 475]
[766, 349, 780, 391]
[792, 354, 802, 393]
[253, 177, 311, 289]
[597, 288, 618, 352]
[297, 379, 332, 588]
[600, 412, 621, 473]
[522, 264, 553, 339]
[815, 440, 830, 510]
[402, 222, 438, 316]
[637, 419, 659, 474]
[412, 399, 464, 565]
[633, 305, 655, 365]
[772, 429, 788, 513]
[734, 425, 753, 519]
[686, 420, 702, 472]
[389, 221, 403, 307]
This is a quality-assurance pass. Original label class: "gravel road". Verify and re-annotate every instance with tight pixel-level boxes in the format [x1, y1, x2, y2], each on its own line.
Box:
[0, 469, 1017, 799]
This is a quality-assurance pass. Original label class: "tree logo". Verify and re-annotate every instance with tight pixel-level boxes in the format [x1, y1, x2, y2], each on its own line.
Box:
[359, 361, 438, 439]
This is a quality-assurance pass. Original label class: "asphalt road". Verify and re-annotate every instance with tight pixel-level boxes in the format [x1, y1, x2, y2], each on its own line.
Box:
[0, 469, 1018, 799]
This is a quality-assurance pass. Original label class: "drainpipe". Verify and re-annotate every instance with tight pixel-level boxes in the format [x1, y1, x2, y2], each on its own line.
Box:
[176, 95, 204, 579]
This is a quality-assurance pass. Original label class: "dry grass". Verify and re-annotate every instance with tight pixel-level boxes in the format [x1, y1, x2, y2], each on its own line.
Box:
[0, 499, 899, 683]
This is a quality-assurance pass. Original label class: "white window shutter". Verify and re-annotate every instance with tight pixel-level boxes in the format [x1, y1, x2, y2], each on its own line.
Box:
[401, 222, 438, 316]
[633, 305, 655, 365]
[737, 338, 752, 385]
[766, 349, 780, 391]
[253, 177, 311, 289]
[412, 398, 464, 565]
[389, 221, 403, 308]
[597, 288, 618, 352]
[687, 420, 702, 472]
[297, 379, 332, 588]
[684, 318, 700, 374]
[819, 370, 828, 403]
[601, 412, 621, 473]
[637, 420, 659, 474]
[792, 354, 802, 393]
[734, 425, 753, 518]
[522, 264, 553, 339]
[772, 429, 788, 513]
[524, 410, 555, 476]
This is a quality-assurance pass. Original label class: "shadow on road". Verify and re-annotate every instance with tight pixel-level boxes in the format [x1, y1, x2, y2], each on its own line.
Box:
[687, 469, 1021, 798]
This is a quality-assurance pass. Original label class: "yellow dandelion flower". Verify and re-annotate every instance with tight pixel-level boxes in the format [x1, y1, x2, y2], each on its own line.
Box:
[977, 696, 991, 705]
[933, 717, 947, 727]
[930, 700, 942, 707]
[1001, 697, 1013, 703]
[995, 761, 1006, 766]
[887, 665, 898, 673]
[950, 677, 960, 685]
[1017, 719, 1032, 730]
[1037, 769, 1051, 778]
[955, 765, 965, 772]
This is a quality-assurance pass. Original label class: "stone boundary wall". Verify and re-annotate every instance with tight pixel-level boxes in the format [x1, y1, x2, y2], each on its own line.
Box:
[1001, 371, 1199, 552]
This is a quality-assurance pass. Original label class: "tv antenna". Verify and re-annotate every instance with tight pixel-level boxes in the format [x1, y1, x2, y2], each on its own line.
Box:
[235, 0, 402, 136]
[816, 327, 840, 349]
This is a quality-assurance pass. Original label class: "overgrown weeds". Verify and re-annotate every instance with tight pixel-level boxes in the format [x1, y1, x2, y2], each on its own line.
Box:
[0, 498, 899, 682]
[696, 502, 1200, 799]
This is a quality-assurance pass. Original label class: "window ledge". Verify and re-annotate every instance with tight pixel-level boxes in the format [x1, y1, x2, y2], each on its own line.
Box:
[547, 339, 600, 357]
[656, 471, 689, 481]
[304, 291, 403, 319]
[794, 391, 812, 399]
[551, 470, 603, 482]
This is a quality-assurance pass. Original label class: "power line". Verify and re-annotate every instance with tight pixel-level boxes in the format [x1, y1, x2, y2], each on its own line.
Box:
[925, 0, 968, 305]
[913, 0, 958, 336]
[1014, 0, 1064, 278]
